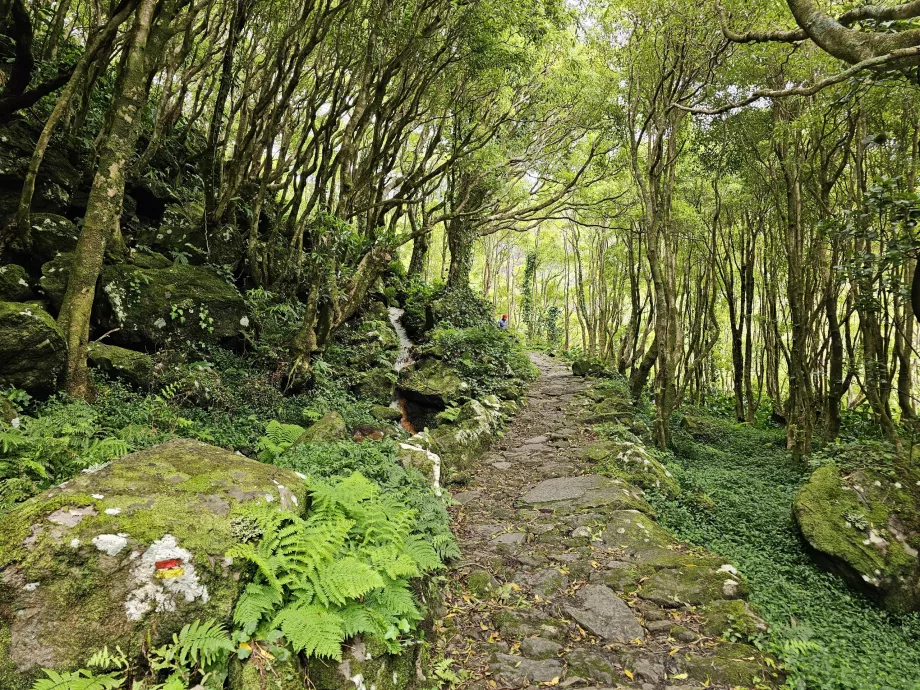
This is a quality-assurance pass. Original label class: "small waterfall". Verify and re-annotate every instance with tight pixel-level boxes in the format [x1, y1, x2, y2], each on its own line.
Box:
[387, 307, 416, 432]
[388, 307, 415, 372]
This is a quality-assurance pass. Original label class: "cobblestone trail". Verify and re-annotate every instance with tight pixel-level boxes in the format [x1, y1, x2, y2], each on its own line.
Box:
[441, 354, 777, 690]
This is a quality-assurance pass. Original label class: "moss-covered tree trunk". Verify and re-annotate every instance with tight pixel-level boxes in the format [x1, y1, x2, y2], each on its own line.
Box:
[56, 0, 159, 398]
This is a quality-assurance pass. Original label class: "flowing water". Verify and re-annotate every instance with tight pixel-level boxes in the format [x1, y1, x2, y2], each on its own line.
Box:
[388, 307, 415, 372]
[387, 307, 416, 432]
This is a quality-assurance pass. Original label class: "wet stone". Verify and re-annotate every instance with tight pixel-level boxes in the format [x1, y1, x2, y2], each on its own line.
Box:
[564, 648, 618, 684]
[520, 475, 652, 514]
[453, 490, 482, 505]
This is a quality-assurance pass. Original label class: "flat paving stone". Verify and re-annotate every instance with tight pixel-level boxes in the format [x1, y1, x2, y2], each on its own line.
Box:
[520, 475, 651, 514]
[492, 532, 527, 545]
[453, 490, 482, 505]
[564, 584, 645, 643]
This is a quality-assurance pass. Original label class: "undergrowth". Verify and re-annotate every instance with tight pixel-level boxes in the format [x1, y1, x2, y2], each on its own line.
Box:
[230, 471, 446, 660]
[650, 415, 920, 690]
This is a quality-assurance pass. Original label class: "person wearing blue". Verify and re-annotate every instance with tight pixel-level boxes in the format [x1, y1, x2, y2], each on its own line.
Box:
[497, 314, 508, 329]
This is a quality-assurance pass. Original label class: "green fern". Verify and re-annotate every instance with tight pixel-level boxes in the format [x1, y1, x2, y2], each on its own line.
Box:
[31, 669, 123, 690]
[86, 646, 129, 672]
[273, 605, 346, 660]
[229, 471, 445, 662]
[256, 420, 306, 461]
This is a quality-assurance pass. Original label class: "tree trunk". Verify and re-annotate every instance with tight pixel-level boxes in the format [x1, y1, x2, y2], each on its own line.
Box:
[56, 0, 158, 398]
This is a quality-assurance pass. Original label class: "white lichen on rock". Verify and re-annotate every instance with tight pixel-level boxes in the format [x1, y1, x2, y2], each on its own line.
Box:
[124, 534, 208, 621]
[93, 533, 128, 556]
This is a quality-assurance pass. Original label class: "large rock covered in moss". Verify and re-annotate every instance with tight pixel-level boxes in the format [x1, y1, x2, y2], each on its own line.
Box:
[571, 357, 606, 377]
[297, 411, 348, 443]
[99, 264, 247, 347]
[29, 213, 80, 265]
[794, 462, 920, 613]
[397, 357, 466, 407]
[38, 252, 73, 313]
[307, 636, 419, 690]
[412, 397, 503, 473]
[0, 265, 35, 302]
[87, 342, 154, 388]
[581, 437, 680, 499]
[0, 301, 66, 396]
[0, 439, 304, 688]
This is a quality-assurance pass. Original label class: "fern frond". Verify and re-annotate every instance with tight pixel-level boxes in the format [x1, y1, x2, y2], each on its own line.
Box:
[86, 646, 128, 672]
[273, 605, 345, 660]
[311, 557, 384, 606]
[234, 582, 281, 628]
[368, 581, 421, 619]
[404, 535, 444, 572]
[31, 669, 122, 690]
[170, 618, 234, 668]
[338, 603, 384, 639]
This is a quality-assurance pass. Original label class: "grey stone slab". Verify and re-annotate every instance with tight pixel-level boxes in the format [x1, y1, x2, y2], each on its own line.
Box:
[492, 532, 527, 545]
[564, 584, 644, 643]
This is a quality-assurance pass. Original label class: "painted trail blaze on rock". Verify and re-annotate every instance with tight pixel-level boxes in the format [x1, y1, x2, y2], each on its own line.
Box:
[0, 438, 305, 688]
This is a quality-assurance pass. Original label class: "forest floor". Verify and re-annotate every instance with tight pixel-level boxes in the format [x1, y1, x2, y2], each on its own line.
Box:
[659, 413, 920, 689]
[435, 354, 773, 690]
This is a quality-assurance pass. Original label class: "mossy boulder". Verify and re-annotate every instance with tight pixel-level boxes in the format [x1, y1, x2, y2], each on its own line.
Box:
[581, 392, 633, 425]
[29, 213, 80, 265]
[700, 599, 767, 638]
[354, 367, 397, 405]
[673, 642, 775, 687]
[87, 342, 154, 388]
[136, 202, 244, 270]
[99, 264, 247, 347]
[571, 357, 606, 377]
[397, 357, 466, 407]
[127, 246, 172, 269]
[371, 405, 403, 422]
[229, 655, 304, 690]
[679, 414, 725, 443]
[0, 439, 304, 688]
[794, 462, 920, 613]
[582, 438, 680, 499]
[0, 301, 66, 396]
[0, 265, 34, 302]
[421, 398, 502, 472]
[38, 252, 73, 313]
[297, 411, 348, 443]
[305, 636, 418, 690]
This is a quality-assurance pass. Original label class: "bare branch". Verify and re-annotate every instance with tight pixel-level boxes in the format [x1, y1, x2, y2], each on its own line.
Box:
[677, 44, 920, 115]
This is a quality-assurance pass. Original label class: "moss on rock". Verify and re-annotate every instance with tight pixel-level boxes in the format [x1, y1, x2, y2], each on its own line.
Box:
[371, 405, 403, 422]
[99, 263, 247, 347]
[0, 301, 66, 396]
[0, 439, 304, 685]
[794, 462, 920, 613]
[398, 358, 465, 407]
[87, 342, 154, 388]
[0, 265, 34, 302]
[305, 637, 418, 690]
[38, 252, 72, 314]
[297, 411, 348, 443]
[583, 438, 680, 499]
[29, 213, 79, 265]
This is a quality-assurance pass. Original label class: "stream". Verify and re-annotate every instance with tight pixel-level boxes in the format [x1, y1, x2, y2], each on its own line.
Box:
[388, 307, 416, 432]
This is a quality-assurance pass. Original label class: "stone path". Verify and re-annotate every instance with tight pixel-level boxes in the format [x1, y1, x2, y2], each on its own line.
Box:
[440, 354, 776, 690]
